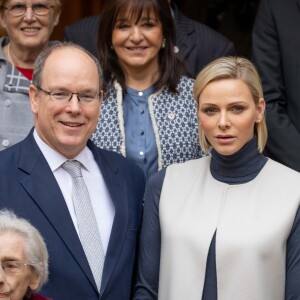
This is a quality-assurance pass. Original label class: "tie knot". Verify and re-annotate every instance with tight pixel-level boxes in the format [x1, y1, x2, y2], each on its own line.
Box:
[62, 160, 82, 178]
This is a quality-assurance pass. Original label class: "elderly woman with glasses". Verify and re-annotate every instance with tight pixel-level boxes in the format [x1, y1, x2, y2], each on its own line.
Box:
[0, 209, 49, 300]
[0, 0, 63, 151]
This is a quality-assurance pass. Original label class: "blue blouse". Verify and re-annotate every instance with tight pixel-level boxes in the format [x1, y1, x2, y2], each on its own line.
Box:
[123, 86, 158, 178]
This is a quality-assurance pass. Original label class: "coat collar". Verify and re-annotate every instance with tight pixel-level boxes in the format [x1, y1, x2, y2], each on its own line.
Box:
[18, 131, 128, 297]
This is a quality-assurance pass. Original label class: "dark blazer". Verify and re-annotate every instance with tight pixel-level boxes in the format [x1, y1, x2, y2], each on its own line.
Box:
[252, 0, 300, 171]
[171, 4, 235, 78]
[64, 5, 235, 78]
[0, 130, 145, 300]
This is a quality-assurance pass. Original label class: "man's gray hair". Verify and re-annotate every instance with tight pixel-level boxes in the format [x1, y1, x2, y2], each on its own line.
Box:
[32, 41, 104, 90]
[0, 209, 49, 291]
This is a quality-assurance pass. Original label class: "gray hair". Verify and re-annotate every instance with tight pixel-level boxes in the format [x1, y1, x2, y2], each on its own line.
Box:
[32, 41, 103, 91]
[0, 209, 49, 291]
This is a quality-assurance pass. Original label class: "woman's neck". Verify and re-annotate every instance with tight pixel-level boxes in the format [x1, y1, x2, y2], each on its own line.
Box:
[123, 62, 160, 91]
[4, 42, 45, 69]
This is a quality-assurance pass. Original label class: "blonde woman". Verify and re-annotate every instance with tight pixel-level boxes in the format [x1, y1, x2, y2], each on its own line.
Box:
[135, 57, 300, 300]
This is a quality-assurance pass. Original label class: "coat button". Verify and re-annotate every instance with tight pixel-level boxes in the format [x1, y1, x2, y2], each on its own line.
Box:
[4, 99, 11, 107]
[2, 139, 10, 147]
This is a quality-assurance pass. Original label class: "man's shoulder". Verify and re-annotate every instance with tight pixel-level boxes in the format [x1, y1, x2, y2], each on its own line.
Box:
[97, 148, 146, 194]
[178, 75, 194, 86]
[0, 140, 23, 165]
[175, 8, 234, 49]
[0, 143, 26, 181]
[65, 15, 101, 33]
[89, 141, 144, 178]
[64, 15, 101, 56]
[0, 134, 39, 171]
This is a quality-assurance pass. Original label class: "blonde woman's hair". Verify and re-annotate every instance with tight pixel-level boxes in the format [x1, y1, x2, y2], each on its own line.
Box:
[193, 56, 267, 153]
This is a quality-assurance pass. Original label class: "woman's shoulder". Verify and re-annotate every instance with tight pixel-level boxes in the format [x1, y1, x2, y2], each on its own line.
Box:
[178, 75, 195, 87]
[158, 76, 194, 100]
[0, 36, 9, 59]
[101, 80, 120, 102]
[167, 156, 210, 176]
[264, 158, 300, 183]
[174, 76, 195, 97]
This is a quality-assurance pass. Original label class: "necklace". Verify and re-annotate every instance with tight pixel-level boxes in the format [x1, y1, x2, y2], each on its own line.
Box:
[7, 43, 15, 67]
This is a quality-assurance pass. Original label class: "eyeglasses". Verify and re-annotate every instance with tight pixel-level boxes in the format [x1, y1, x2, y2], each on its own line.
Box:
[0, 260, 36, 275]
[4, 3, 54, 17]
[37, 86, 101, 105]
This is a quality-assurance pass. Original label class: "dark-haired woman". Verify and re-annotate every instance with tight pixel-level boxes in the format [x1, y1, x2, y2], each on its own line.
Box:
[91, 0, 205, 178]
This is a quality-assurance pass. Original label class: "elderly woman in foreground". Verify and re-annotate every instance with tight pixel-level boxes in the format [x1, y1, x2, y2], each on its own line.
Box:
[0, 210, 49, 300]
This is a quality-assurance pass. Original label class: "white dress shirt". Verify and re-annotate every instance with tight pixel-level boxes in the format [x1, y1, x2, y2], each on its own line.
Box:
[33, 130, 115, 254]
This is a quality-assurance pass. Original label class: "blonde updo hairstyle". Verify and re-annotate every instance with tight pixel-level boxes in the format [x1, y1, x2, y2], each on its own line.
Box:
[193, 56, 267, 153]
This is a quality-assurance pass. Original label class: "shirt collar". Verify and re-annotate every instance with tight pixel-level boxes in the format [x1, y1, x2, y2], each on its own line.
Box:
[33, 129, 92, 172]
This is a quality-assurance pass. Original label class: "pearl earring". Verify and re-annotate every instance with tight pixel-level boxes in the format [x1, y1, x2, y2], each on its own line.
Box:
[161, 38, 166, 49]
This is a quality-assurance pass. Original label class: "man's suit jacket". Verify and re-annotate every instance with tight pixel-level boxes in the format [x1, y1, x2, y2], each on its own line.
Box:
[252, 0, 300, 171]
[0, 130, 145, 300]
[64, 4, 235, 78]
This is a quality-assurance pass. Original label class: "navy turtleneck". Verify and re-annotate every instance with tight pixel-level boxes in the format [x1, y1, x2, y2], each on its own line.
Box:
[202, 137, 267, 300]
[210, 137, 267, 185]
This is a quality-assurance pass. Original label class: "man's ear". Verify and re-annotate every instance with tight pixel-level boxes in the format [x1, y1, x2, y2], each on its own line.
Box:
[98, 90, 103, 117]
[29, 84, 40, 115]
[99, 90, 104, 103]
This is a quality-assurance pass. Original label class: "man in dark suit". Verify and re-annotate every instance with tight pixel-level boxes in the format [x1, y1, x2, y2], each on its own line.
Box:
[64, 0, 235, 78]
[0, 43, 145, 300]
[252, 0, 300, 172]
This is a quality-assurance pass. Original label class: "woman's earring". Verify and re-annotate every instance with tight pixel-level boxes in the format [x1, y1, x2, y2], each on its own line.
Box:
[110, 45, 114, 50]
[161, 38, 166, 49]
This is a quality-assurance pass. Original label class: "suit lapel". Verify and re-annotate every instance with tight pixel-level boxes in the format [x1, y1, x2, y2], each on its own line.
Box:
[18, 133, 98, 292]
[88, 142, 128, 297]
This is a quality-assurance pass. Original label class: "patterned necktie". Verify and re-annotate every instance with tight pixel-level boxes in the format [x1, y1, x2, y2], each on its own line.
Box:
[62, 160, 104, 291]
